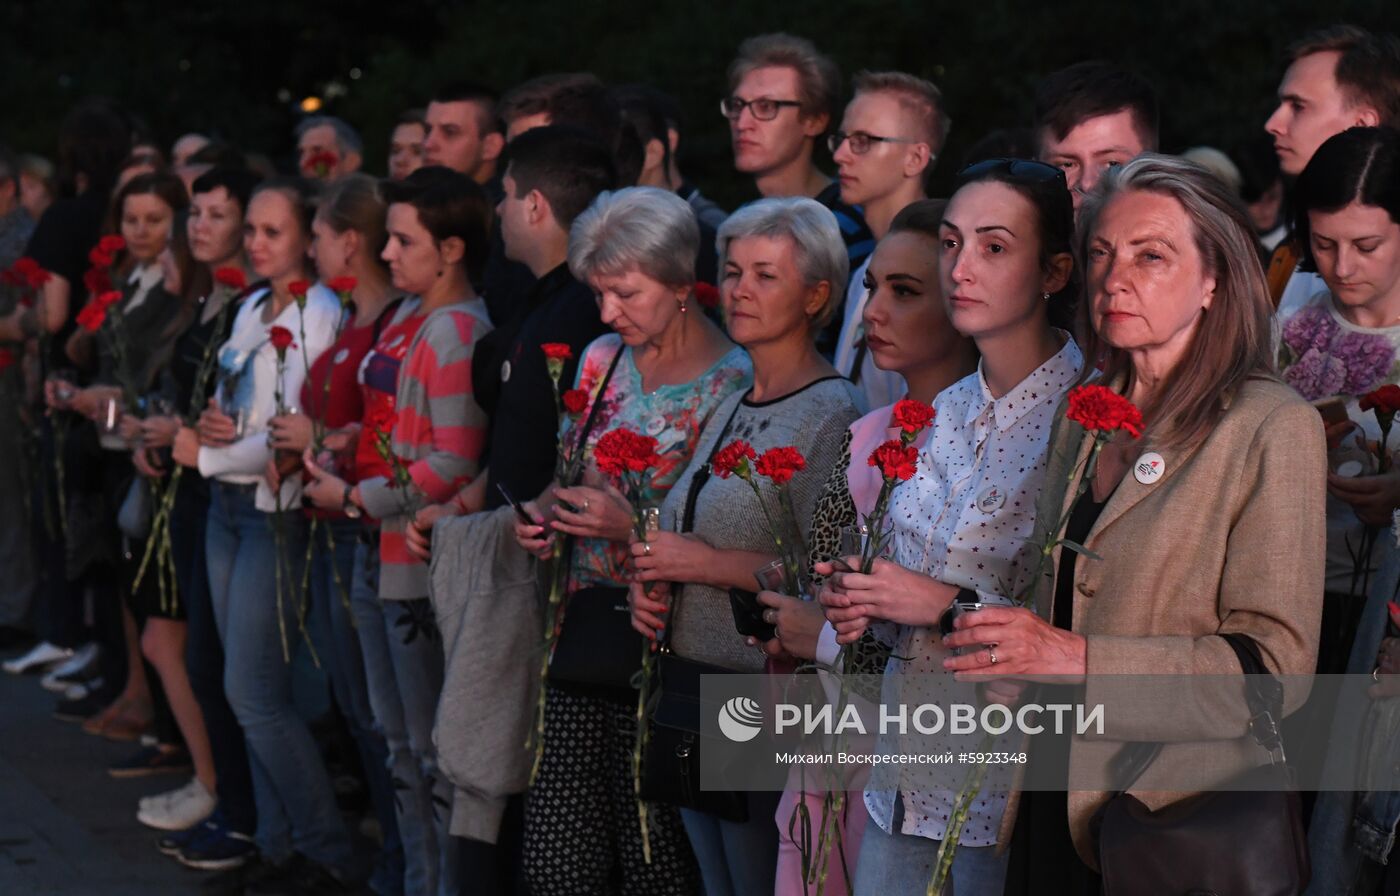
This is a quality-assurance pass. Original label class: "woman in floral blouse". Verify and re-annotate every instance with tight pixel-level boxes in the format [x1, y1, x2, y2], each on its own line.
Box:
[512, 187, 750, 895]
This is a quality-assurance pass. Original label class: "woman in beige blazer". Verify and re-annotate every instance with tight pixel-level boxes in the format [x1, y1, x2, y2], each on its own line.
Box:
[943, 154, 1327, 891]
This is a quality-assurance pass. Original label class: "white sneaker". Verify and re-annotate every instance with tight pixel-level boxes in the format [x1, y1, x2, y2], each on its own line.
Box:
[40, 643, 100, 690]
[136, 778, 217, 831]
[3, 642, 73, 675]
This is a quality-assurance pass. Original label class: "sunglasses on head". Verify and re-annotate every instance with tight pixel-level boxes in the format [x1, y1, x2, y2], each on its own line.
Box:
[957, 157, 1066, 183]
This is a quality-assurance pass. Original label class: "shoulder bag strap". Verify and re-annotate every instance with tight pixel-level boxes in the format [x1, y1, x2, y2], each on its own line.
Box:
[557, 346, 627, 583]
[657, 397, 746, 653]
[1110, 632, 1288, 790]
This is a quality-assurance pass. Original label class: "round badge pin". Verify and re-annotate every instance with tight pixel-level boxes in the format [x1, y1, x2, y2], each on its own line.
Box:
[1134, 452, 1165, 485]
[645, 416, 666, 437]
[500, 359, 512, 383]
[975, 485, 1006, 513]
[1335, 460, 1365, 478]
[332, 348, 350, 365]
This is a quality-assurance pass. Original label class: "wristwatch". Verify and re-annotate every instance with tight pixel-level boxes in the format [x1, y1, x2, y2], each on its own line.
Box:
[342, 483, 363, 519]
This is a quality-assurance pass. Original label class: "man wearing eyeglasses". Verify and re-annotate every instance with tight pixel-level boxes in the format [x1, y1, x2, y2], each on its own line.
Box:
[830, 71, 949, 411]
[723, 33, 874, 356]
[1033, 61, 1158, 212]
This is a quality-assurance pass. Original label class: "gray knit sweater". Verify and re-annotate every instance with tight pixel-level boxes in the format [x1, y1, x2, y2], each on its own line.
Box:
[661, 376, 862, 672]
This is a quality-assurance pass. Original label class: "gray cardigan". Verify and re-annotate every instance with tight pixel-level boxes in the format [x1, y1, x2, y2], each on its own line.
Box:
[429, 506, 540, 843]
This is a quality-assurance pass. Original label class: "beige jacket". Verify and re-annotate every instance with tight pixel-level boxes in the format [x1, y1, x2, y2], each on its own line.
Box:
[995, 377, 1326, 866]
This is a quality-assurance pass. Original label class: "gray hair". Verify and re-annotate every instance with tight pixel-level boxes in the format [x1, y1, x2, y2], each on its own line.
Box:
[717, 196, 849, 329]
[1076, 153, 1274, 449]
[296, 115, 363, 156]
[568, 186, 699, 288]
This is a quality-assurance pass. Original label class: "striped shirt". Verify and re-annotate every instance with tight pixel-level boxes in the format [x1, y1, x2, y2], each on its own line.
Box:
[357, 298, 492, 599]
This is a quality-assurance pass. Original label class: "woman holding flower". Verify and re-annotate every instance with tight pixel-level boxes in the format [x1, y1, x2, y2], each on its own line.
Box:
[507, 187, 749, 895]
[258, 172, 407, 894]
[171, 176, 354, 887]
[939, 156, 1325, 893]
[1278, 127, 1400, 675]
[814, 159, 1083, 896]
[627, 196, 862, 896]
[754, 199, 978, 896]
[301, 166, 492, 896]
[129, 166, 262, 857]
[45, 172, 191, 763]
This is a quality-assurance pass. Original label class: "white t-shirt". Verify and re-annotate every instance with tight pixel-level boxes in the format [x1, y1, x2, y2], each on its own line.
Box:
[198, 284, 341, 512]
[1278, 289, 1400, 592]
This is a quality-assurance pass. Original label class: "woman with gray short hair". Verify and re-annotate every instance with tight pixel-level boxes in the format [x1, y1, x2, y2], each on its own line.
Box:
[512, 186, 750, 893]
[627, 196, 863, 895]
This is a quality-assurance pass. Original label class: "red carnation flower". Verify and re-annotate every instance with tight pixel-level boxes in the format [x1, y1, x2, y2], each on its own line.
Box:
[712, 440, 757, 479]
[868, 439, 918, 482]
[1360, 384, 1400, 415]
[561, 388, 589, 415]
[1065, 384, 1144, 439]
[755, 446, 806, 485]
[10, 257, 50, 290]
[367, 407, 398, 437]
[594, 428, 660, 478]
[214, 267, 247, 291]
[890, 399, 935, 435]
[97, 290, 123, 309]
[88, 247, 114, 269]
[541, 343, 573, 361]
[288, 280, 311, 306]
[268, 325, 296, 355]
[76, 299, 109, 332]
[694, 282, 721, 309]
[302, 149, 340, 177]
[99, 235, 126, 254]
[326, 275, 357, 297]
[84, 267, 112, 295]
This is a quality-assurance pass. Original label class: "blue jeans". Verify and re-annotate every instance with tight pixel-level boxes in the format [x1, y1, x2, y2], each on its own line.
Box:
[205, 482, 353, 876]
[1307, 539, 1400, 895]
[351, 539, 458, 896]
[311, 519, 404, 895]
[852, 810, 1008, 896]
[176, 477, 256, 836]
[680, 792, 782, 896]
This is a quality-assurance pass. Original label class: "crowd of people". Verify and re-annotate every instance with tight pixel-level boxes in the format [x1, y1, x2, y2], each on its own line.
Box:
[0, 23, 1398, 896]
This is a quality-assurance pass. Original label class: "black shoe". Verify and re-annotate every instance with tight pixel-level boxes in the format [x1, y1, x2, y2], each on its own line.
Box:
[52, 688, 115, 722]
[201, 854, 300, 896]
[108, 744, 192, 778]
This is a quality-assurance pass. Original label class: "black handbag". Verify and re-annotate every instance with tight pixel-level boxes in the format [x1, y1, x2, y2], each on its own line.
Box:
[1093, 633, 1311, 896]
[638, 402, 750, 822]
[543, 349, 645, 693]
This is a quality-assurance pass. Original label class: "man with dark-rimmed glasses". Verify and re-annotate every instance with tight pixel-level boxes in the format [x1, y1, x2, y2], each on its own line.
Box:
[830, 70, 950, 409]
[722, 32, 873, 356]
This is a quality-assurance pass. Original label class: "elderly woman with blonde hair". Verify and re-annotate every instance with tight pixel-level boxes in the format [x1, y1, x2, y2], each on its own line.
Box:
[943, 155, 1326, 894]
[512, 186, 751, 894]
[628, 196, 864, 895]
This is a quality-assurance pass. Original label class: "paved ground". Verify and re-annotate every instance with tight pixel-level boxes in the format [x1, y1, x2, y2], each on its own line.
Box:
[0, 651, 204, 895]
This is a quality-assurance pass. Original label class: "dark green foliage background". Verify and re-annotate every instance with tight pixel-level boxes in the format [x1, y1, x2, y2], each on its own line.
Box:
[2, 0, 1394, 205]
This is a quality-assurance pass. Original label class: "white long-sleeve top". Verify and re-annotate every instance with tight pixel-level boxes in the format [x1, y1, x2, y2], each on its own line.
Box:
[198, 283, 340, 512]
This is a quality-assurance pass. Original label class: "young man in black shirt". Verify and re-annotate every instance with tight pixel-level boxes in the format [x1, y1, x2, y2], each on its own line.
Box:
[478, 125, 617, 511]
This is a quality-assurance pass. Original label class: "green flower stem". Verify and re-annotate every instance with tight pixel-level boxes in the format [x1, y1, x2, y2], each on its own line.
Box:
[926, 430, 1109, 895]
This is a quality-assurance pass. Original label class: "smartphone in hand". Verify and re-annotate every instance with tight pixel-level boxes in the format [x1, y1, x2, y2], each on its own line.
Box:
[497, 483, 536, 527]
